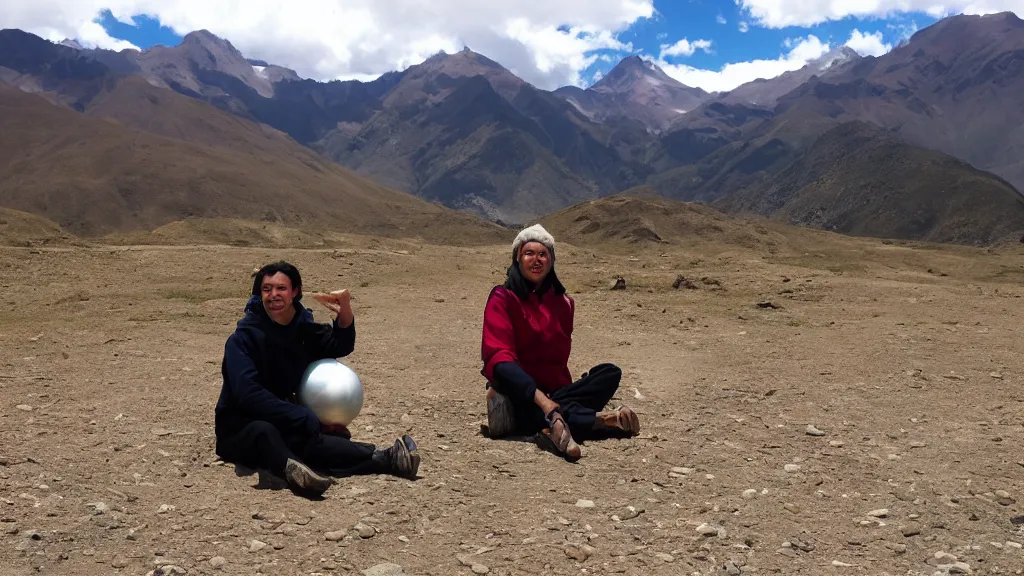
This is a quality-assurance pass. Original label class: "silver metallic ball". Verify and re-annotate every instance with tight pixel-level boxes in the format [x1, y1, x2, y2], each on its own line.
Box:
[298, 359, 364, 426]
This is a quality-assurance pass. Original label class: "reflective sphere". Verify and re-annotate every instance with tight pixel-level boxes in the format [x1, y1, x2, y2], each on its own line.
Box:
[298, 359, 364, 426]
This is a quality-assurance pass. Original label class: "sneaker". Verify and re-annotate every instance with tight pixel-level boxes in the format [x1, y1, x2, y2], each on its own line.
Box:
[373, 436, 420, 479]
[486, 387, 516, 438]
[284, 458, 333, 495]
[401, 434, 420, 477]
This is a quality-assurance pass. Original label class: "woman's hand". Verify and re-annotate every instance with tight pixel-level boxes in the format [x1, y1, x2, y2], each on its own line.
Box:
[533, 388, 559, 417]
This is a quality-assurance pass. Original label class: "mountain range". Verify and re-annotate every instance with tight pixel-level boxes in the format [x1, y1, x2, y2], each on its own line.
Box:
[1, 11, 1024, 245]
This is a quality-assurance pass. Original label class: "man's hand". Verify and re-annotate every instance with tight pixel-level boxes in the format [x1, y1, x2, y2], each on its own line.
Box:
[312, 289, 354, 328]
[322, 423, 352, 439]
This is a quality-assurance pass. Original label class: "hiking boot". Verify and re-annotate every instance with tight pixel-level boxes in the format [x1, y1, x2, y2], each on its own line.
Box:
[284, 458, 333, 495]
[486, 387, 516, 438]
[594, 406, 641, 437]
[373, 436, 420, 479]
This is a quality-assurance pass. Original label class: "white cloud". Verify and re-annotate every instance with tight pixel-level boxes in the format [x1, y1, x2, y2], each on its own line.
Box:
[656, 34, 830, 93]
[0, 0, 655, 89]
[658, 37, 713, 58]
[887, 19, 921, 41]
[738, 20, 750, 32]
[737, 0, 1022, 28]
[845, 29, 893, 56]
[716, 14, 728, 24]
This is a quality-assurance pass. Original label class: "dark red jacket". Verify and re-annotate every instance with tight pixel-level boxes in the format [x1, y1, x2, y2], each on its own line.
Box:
[481, 285, 575, 393]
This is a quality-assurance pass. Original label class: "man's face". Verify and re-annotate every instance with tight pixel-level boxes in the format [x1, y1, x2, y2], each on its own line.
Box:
[260, 272, 298, 319]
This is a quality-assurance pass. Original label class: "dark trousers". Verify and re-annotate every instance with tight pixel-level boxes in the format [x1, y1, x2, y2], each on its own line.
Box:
[490, 363, 622, 440]
[216, 421, 379, 478]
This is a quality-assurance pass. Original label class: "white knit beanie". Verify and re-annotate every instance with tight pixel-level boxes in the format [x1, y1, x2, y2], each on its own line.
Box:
[512, 224, 555, 262]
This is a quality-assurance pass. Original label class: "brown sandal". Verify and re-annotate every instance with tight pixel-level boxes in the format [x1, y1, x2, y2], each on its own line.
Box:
[594, 406, 641, 437]
[537, 409, 582, 461]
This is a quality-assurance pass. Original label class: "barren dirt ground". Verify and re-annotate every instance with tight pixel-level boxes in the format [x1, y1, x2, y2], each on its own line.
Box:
[2, 235, 1024, 576]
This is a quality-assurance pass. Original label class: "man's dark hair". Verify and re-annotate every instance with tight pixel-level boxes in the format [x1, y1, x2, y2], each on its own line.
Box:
[251, 261, 303, 299]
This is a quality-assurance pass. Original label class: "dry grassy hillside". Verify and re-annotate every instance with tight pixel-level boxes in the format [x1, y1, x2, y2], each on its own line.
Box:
[0, 84, 506, 244]
[540, 189, 800, 253]
[0, 207, 73, 246]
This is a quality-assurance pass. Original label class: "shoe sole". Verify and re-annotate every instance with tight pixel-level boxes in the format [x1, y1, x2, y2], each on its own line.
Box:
[401, 435, 420, 479]
[285, 459, 333, 495]
[390, 437, 419, 480]
[486, 390, 516, 438]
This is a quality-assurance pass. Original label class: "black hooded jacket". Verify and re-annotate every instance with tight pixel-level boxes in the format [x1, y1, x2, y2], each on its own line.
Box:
[215, 295, 356, 439]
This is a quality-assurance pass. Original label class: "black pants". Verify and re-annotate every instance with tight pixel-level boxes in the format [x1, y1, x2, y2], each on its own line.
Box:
[216, 421, 379, 478]
[490, 363, 622, 440]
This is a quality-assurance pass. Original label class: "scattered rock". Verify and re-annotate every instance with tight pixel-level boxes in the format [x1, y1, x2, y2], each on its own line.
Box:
[611, 506, 642, 522]
[887, 543, 908, 554]
[610, 277, 626, 290]
[832, 560, 856, 567]
[696, 523, 724, 537]
[757, 301, 781, 309]
[701, 277, 723, 290]
[805, 425, 826, 436]
[742, 489, 758, 499]
[470, 564, 489, 574]
[829, 440, 845, 447]
[865, 509, 889, 518]
[901, 526, 921, 537]
[673, 275, 698, 290]
[784, 464, 801, 473]
[274, 524, 297, 536]
[655, 552, 674, 562]
[15, 405, 32, 412]
[111, 557, 128, 568]
[354, 523, 375, 539]
[325, 530, 346, 542]
[249, 539, 267, 552]
[995, 490, 1015, 506]
[575, 499, 595, 508]
[564, 546, 591, 562]
[790, 539, 815, 552]
[209, 556, 227, 568]
[361, 563, 406, 576]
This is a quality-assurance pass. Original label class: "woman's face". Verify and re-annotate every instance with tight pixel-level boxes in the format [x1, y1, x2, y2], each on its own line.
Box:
[518, 241, 552, 285]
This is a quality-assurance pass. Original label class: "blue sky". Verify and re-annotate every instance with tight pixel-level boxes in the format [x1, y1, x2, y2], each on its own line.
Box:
[2, 0, 997, 92]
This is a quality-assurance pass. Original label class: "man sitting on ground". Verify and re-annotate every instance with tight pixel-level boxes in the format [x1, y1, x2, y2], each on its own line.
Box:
[214, 261, 419, 496]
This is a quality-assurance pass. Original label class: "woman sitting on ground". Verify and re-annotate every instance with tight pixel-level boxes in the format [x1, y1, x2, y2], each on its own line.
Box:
[480, 224, 640, 460]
